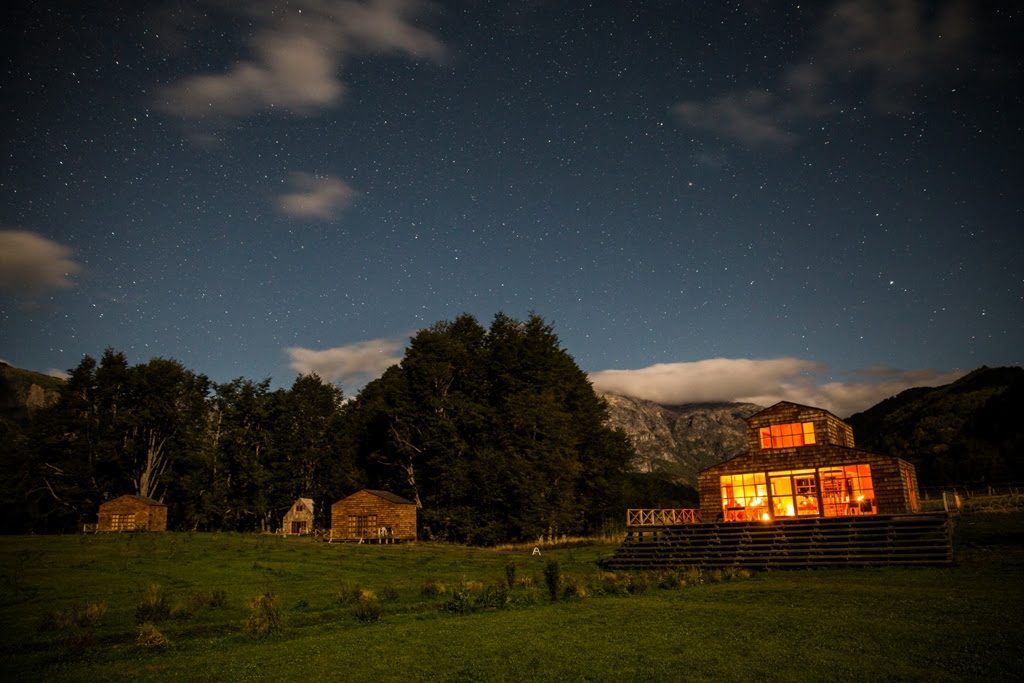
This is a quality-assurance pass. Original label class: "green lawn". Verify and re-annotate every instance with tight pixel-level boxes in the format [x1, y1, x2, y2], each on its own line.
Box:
[1, 512, 1022, 681]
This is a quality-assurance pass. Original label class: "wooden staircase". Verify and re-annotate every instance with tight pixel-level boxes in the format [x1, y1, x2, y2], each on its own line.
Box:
[604, 513, 953, 570]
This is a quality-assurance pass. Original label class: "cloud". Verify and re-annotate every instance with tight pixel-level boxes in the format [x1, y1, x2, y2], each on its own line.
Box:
[674, 90, 796, 146]
[157, 0, 446, 119]
[277, 173, 358, 220]
[0, 230, 81, 297]
[46, 368, 70, 380]
[590, 358, 968, 417]
[674, 0, 974, 143]
[286, 337, 404, 387]
[817, 0, 972, 108]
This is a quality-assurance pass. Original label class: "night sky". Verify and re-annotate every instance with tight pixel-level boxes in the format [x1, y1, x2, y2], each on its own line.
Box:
[2, 1, 1022, 416]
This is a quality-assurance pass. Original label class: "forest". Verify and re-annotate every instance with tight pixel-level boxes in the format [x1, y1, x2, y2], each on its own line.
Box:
[0, 313, 649, 542]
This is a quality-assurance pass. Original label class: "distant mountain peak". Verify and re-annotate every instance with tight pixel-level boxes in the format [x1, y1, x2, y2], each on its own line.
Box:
[599, 391, 762, 486]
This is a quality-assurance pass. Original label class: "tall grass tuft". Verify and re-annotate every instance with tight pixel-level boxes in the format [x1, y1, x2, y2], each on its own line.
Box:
[245, 592, 284, 638]
[352, 589, 382, 623]
[38, 602, 107, 632]
[135, 584, 170, 623]
[136, 622, 169, 648]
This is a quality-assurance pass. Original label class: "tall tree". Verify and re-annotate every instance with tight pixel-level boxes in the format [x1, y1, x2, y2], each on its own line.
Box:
[347, 312, 635, 544]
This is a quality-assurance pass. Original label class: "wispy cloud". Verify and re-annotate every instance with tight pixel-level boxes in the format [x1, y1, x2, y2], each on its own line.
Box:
[674, 0, 974, 144]
[286, 337, 404, 387]
[674, 90, 795, 146]
[277, 173, 358, 220]
[157, 0, 446, 119]
[590, 358, 968, 417]
[0, 230, 81, 298]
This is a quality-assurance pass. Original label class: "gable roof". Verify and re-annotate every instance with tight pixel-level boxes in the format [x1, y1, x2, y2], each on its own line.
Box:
[363, 489, 416, 505]
[747, 400, 846, 424]
[103, 494, 166, 507]
[293, 497, 314, 511]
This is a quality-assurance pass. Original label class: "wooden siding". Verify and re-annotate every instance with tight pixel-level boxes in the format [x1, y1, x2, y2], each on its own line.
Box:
[744, 402, 854, 451]
[96, 495, 167, 532]
[698, 402, 920, 522]
[329, 490, 417, 542]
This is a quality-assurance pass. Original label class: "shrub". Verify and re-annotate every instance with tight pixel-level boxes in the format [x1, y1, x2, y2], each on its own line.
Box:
[625, 573, 650, 595]
[421, 579, 448, 598]
[39, 602, 105, 632]
[723, 566, 754, 581]
[476, 582, 509, 610]
[352, 591, 382, 623]
[543, 560, 561, 602]
[442, 587, 473, 615]
[75, 601, 107, 627]
[137, 622, 168, 648]
[245, 592, 284, 638]
[562, 578, 588, 601]
[135, 584, 170, 624]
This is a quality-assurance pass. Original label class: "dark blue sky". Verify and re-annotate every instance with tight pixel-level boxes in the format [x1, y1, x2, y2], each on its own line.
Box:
[2, 1, 1021, 415]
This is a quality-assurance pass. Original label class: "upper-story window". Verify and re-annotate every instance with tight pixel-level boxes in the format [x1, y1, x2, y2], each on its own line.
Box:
[759, 422, 816, 448]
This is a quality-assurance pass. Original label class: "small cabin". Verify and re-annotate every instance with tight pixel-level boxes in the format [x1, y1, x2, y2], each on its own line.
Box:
[698, 401, 920, 522]
[330, 489, 417, 542]
[282, 497, 315, 535]
[96, 494, 168, 532]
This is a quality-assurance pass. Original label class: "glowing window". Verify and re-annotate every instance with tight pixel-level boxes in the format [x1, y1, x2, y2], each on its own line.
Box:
[720, 473, 769, 521]
[818, 464, 876, 517]
[111, 513, 136, 531]
[769, 469, 820, 517]
[759, 422, 816, 448]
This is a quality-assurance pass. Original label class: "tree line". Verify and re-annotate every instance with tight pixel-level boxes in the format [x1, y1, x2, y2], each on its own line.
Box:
[1, 313, 656, 543]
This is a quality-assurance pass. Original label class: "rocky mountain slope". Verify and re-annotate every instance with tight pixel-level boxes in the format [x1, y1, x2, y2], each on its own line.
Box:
[0, 362, 62, 423]
[601, 392, 762, 486]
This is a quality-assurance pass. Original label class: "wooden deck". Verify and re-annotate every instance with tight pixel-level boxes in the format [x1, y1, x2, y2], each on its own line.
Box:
[605, 513, 953, 570]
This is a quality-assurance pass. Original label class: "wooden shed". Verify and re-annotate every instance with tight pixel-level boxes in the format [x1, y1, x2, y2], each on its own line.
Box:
[698, 401, 920, 522]
[282, 497, 315, 535]
[329, 489, 417, 542]
[96, 494, 167, 532]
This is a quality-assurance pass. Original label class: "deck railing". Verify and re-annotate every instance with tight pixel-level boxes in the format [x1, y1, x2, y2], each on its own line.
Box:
[627, 508, 702, 527]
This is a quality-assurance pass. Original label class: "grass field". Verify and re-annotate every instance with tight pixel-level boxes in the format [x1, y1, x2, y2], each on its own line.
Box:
[1, 510, 1022, 682]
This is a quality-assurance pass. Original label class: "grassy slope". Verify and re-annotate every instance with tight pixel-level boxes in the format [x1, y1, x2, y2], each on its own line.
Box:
[1, 513, 1022, 682]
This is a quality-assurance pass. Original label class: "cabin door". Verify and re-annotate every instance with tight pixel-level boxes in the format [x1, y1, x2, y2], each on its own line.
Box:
[291, 521, 306, 534]
[769, 470, 821, 518]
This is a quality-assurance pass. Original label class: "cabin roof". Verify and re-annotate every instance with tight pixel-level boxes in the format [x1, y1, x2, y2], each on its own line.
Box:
[359, 489, 416, 505]
[102, 494, 166, 507]
[747, 400, 846, 424]
[294, 497, 314, 509]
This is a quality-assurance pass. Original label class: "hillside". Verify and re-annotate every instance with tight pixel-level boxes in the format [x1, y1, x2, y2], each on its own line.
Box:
[0, 362, 62, 423]
[846, 366, 1024, 486]
[601, 393, 762, 486]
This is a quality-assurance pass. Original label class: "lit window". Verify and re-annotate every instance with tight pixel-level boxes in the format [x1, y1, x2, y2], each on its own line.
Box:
[720, 473, 768, 521]
[818, 465, 876, 517]
[759, 422, 816, 448]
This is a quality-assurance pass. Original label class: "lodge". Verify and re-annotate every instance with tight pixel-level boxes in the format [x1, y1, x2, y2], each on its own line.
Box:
[329, 489, 417, 543]
[95, 494, 168, 532]
[610, 402, 951, 569]
[698, 401, 920, 522]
